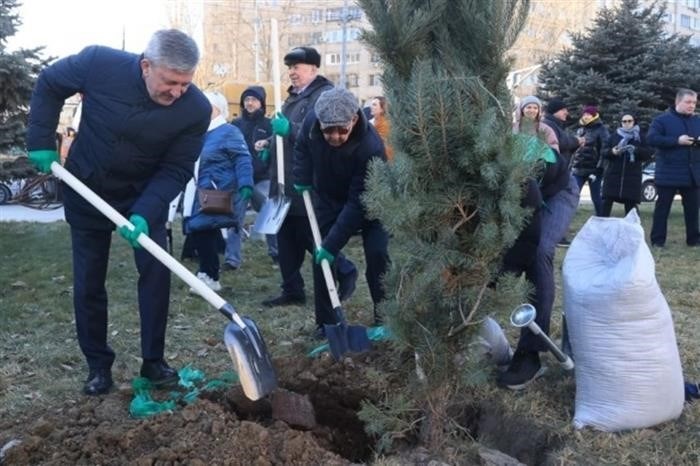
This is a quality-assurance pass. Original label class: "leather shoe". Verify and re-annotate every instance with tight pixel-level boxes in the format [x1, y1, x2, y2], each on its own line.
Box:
[261, 294, 306, 307]
[140, 359, 179, 387]
[83, 369, 113, 396]
[337, 266, 358, 301]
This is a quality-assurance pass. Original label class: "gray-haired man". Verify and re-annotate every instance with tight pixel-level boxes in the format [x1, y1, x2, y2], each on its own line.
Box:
[26, 29, 211, 395]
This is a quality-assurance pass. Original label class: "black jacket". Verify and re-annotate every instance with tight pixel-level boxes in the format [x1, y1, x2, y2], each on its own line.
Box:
[292, 109, 386, 255]
[270, 75, 333, 216]
[26, 46, 210, 230]
[602, 130, 653, 202]
[231, 86, 272, 184]
[542, 114, 580, 166]
[571, 119, 609, 177]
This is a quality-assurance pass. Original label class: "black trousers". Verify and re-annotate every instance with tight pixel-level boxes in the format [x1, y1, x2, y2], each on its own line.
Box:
[313, 220, 389, 327]
[650, 186, 700, 246]
[70, 222, 170, 371]
[601, 197, 637, 217]
[189, 229, 221, 280]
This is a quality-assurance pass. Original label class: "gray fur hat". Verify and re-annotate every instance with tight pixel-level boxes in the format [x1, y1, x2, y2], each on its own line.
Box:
[314, 87, 360, 129]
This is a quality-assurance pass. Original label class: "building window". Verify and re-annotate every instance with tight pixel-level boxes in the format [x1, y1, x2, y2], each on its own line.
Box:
[370, 53, 381, 63]
[681, 14, 691, 28]
[347, 74, 359, 88]
[369, 74, 382, 86]
[288, 14, 303, 26]
[311, 9, 323, 23]
[325, 52, 361, 66]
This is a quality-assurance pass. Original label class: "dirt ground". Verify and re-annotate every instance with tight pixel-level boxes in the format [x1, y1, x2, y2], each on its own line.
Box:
[0, 346, 400, 465]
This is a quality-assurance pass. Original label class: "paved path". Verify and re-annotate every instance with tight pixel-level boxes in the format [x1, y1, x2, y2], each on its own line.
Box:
[0, 204, 65, 223]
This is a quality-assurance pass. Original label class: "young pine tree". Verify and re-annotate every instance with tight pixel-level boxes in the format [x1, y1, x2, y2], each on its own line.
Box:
[359, 0, 534, 451]
[538, 0, 700, 126]
[0, 0, 47, 152]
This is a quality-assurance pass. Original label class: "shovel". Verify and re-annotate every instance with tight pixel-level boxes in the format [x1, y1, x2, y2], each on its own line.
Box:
[301, 190, 371, 360]
[510, 303, 574, 370]
[51, 162, 277, 401]
[252, 18, 290, 235]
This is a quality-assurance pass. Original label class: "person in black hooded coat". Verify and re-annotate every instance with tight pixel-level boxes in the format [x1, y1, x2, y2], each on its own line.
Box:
[229, 85, 277, 264]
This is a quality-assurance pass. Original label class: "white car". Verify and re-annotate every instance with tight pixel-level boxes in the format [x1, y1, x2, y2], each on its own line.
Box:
[641, 162, 656, 202]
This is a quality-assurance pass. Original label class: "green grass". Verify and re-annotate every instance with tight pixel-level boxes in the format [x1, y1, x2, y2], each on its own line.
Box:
[1, 201, 699, 464]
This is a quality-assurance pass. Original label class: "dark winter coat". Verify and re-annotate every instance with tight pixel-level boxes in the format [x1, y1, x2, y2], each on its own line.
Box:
[26, 45, 211, 230]
[542, 114, 580, 166]
[292, 109, 386, 256]
[501, 177, 542, 273]
[270, 75, 334, 216]
[571, 119, 609, 177]
[646, 108, 700, 187]
[231, 86, 272, 184]
[184, 120, 254, 234]
[602, 129, 653, 202]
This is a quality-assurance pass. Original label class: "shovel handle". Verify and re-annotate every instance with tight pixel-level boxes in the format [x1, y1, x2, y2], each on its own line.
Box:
[301, 190, 341, 309]
[50, 162, 248, 329]
[270, 18, 285, 189]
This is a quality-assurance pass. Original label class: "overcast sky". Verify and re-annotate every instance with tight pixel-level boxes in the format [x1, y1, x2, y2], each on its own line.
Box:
[8, 1, 170, 59]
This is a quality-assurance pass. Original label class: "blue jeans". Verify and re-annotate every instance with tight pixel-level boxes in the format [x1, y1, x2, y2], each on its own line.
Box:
[224, 192, 254, 268]
[574, 173, 603, 216]
[518, 175, 580, 353]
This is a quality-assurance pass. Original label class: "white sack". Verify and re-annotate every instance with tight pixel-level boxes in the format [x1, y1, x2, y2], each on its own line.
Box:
[563, 209, 683, 431]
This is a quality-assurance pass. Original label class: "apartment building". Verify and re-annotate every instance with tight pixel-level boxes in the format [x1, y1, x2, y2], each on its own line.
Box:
[191, 0, 382, 115]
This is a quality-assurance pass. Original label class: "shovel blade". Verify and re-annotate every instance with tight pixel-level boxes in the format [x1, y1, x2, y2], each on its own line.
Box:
[323, 306, 372, 360]
[224, 317, 277, 400]
[253, 195, 291, 235]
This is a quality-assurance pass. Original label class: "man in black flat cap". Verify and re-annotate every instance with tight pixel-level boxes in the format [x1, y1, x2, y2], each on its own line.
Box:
[259, 47, 358, 316]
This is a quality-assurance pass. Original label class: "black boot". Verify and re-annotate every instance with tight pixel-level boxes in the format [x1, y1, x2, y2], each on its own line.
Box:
[261, 294, 306, 307]
[496, 349, 546, 390]
[83, 368, 113, 396]
[140, 359, 179, 387]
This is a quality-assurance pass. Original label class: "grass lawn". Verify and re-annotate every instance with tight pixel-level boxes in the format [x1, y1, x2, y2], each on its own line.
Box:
[1, 200, 699, 464]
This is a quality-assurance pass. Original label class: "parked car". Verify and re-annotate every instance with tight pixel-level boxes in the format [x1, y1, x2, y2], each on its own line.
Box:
[641, 162, 656, 202]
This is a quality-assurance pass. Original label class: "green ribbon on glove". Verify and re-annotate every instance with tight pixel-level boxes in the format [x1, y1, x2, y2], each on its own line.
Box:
[118, 214, 149, 249]
[271, 112, 290, 137]
[314, 246, 335, 265]
[258, 148, 270, 163]
[238, 186, 253, 201]
[293, 184, 311, 194]
[28, 150, 59, 174]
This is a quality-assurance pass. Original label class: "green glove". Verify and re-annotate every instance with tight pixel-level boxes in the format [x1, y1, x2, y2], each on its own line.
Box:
[239, 186, 253, 201]
[271, 112, 290, 137]
[314, 246, 335, 265]
[118, 214, 149, 249]
[28, 150, 59, 174]
[258, 148, 270, 163]
[293, 184, 311, 194]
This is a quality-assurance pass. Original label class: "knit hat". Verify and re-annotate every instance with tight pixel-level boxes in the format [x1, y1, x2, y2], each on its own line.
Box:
[546, 97, 567, 115]
[240, 85, 266, 108]
[582, 105, 598, 116]
[314, 87, 360, 129]
[519, 95, 542, 113]
[284, 47, 321, 67]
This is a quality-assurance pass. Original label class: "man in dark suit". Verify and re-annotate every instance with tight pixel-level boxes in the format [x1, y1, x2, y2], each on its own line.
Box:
[26, 29, 211, 395]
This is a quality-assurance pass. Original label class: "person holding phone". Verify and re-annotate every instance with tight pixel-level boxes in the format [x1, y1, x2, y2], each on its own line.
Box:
[647, 88, 700, 247]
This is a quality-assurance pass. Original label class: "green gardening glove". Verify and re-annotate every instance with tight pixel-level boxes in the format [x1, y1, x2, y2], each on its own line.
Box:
[238, 186, 253, 201]
[258, 148, 270, 163]
[293, 184, 311, 194]
[118, 214, 149, 249]
[270, 112, 290, 137]
[28, 150, 59, 174]
[314, 246, 335, 265]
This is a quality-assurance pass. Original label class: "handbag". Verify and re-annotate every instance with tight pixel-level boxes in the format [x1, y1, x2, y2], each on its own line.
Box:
[197, 187, 233, 215]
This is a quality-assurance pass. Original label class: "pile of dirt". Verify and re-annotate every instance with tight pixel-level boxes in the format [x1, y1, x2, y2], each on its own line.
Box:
[0, 348, 395, 465]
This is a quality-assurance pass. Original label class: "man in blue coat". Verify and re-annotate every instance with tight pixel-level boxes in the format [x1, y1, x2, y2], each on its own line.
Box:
[647, 88, 700, 247]
[26, 29, 211, 395]
[293, 87, 389, 333]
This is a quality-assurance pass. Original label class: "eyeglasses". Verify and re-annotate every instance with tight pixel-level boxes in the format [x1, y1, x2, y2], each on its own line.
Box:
[321, 125, 351, 135]
[621, 119, 634, 123]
